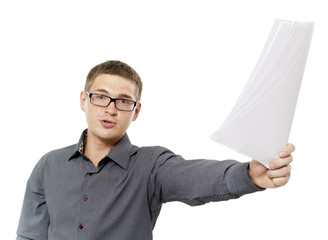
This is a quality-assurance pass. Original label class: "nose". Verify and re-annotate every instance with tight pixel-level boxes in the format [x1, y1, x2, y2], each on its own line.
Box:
[106, 101, 118, 115]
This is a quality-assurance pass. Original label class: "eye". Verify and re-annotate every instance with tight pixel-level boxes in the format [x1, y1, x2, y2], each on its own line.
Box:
[120, 99, 129, 104]
[96, 94, 106, 100]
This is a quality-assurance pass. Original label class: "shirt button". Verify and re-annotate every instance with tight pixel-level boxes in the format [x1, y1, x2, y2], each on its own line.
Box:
[83, 195, 88, 201]
[79, 224, 84, 229]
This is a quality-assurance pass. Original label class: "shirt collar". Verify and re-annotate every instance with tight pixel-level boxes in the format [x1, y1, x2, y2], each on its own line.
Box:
[69, 129, 88, 160]
[69, 129, 136, 170]
[106, 133, 136, 170]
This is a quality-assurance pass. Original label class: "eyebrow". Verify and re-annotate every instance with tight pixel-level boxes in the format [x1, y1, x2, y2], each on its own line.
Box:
[118, 94, 134, 100]
[93, 88, 109, 94]
[93, 88, 134, 100]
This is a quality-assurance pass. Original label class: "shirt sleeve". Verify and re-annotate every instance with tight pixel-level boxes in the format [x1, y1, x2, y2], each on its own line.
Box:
[16, 158, 50, 240]
[150, 147, 264, 207]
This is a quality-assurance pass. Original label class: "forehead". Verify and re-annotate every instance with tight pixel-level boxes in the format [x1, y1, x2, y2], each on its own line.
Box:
[90, 74, 137, 99]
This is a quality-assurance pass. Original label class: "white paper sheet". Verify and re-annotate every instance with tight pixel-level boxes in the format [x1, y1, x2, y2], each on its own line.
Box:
[211, 19, 314, 167]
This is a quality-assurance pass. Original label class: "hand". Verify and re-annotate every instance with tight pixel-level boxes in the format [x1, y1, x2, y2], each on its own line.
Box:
[248, 144, 295, 189]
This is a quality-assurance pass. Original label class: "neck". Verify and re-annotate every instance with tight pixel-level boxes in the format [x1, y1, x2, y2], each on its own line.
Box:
[84, 131, 119, 167]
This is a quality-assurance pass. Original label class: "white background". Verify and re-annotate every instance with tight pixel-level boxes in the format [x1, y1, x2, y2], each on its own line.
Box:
[1, 0, 327, 239]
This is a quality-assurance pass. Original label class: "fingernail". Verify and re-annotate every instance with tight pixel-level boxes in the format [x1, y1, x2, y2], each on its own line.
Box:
[269, 163, 274, 169]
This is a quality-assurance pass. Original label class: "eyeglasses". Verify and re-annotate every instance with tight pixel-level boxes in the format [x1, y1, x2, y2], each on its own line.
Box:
[85, 92, 137, 112]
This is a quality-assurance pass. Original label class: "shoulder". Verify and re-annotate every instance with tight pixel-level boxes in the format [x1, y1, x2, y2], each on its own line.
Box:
[136, 146, 175, 159]
[42, 144, 77, 161]
[36, 144, 77, 170]
[27, 143, 77, 182]
[134, 145, 182, 169]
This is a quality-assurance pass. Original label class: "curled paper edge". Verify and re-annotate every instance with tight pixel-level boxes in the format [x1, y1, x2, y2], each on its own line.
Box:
[211, 19, 314, 167]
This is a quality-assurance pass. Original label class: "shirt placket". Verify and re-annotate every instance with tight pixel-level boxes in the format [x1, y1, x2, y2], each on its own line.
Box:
[75, 161, 106, 240]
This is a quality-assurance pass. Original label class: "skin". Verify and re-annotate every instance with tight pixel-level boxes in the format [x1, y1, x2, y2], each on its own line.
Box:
[249, 144, 294, 188]
[80, 74, 141, 166]
[81, 73, 293, 188]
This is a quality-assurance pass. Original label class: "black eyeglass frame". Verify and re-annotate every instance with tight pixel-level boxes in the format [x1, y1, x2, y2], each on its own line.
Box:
[85, 92, 137, 112]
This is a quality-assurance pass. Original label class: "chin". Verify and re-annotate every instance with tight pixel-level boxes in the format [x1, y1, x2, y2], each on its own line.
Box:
[99, 130, 124, 143]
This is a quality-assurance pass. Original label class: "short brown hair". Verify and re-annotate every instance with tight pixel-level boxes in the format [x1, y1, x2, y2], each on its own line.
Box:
[85, 60, 143, 101]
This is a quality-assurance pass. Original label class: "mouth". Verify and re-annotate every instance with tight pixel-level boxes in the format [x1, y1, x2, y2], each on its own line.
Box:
[102, 119, 116, 123]
[100, 120, 117, 128]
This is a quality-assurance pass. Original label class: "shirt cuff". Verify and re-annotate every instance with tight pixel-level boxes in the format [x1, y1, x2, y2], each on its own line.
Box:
[224, 162, 265, 196]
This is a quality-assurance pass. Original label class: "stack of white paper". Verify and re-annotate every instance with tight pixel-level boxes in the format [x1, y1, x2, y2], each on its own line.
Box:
[211, 19, 314, 167]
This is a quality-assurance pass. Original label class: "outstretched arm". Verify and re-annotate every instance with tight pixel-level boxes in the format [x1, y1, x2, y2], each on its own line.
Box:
[248, 143, 294, 189]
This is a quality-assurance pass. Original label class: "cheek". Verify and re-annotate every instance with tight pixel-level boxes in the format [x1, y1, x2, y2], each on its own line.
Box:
[119, 113, 135, 126]
[85, 106, 102, 122]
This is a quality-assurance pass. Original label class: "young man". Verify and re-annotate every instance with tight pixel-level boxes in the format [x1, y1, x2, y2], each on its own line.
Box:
[16, 60, 294, 240]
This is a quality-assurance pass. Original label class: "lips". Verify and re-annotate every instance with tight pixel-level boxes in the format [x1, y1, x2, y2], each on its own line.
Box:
[100, 120, 117, 128]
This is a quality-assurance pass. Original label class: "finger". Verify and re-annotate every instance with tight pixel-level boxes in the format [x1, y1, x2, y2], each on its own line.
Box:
[267, 165, 291, 178]
[272, 175, 290, 187]
[269, 155, 293, 170]
[279, 143, 295, 157]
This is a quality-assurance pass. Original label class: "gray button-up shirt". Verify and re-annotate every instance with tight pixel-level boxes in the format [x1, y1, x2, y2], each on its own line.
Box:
[17, 130, 264, 240]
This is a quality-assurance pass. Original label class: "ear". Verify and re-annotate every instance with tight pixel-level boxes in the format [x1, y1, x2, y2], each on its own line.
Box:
[80, 91, 87, 112]
[132, 102, 141, 121]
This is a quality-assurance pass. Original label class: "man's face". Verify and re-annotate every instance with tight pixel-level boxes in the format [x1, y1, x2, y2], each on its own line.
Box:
[80, 74, 141, 145]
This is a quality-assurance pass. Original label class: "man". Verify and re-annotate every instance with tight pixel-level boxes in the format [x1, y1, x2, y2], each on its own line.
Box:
[17, 60, 293, 240]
